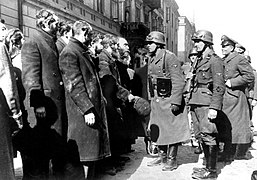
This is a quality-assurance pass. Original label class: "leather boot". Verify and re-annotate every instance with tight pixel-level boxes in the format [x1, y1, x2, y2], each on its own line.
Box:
[192, 145, 218, 179]
[218, 140, 232, 164]
[147, 150, 167, 167]
[193, 143, 209, 173]
[194, 141, 203, 154]
[162, 144, 178, 171]
[234, 143, 251, 160]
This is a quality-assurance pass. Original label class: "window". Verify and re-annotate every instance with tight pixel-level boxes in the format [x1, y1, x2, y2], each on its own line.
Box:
[166, 7, 170, 22]
[91, 14, 95, 21]
[95, 0, 104, 14]
[111, 0, 118, 19]
[135, 6, 140, 22]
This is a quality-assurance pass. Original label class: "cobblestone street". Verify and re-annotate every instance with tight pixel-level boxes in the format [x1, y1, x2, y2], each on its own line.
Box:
[15, 136, 257, 180]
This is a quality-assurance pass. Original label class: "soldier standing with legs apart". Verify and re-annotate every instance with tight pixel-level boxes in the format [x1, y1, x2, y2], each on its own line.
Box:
[146, 31, 190, 171]
[188, 30, 226, 179]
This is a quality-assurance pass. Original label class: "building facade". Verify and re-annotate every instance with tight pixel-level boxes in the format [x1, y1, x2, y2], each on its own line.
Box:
[0, 0, 192, 67]
[163, 0, 179, 54]
[0, 0, 122, 37]
[178, 16, 195, 63]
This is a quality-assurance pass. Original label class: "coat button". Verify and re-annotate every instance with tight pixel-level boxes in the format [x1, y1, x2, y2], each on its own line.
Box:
[156, 99, 159, 102]
[60, 81, 63, 86]
[53, 72, 57, 77]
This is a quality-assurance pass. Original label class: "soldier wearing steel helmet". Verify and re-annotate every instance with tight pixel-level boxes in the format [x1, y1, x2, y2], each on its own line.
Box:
[146, 31, 190, 171]
[188, 30, 226, 179]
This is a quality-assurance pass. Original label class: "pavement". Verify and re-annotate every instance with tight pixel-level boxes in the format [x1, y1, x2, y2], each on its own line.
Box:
[15, 136, 257, 180]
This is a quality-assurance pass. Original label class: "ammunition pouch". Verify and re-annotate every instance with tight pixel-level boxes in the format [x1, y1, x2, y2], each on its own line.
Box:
[156, 77, 172, 98]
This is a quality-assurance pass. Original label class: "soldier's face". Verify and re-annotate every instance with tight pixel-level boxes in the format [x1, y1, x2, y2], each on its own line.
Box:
[221, 44, 233, 56]
[147, 42, 157, 53]
[0, 22, 7, 42]
[194, 40, 205, 52]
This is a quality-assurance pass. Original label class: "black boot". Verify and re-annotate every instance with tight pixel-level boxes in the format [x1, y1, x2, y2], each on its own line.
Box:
[193, 143, 209, 173]
[162, 144, 178, 171]
[192, 145, 218, 179]
[234, 143, 252, 160]
[194, 141, 203, 154]
[218, 140, 232, 164]
[147, 150, 167, 167]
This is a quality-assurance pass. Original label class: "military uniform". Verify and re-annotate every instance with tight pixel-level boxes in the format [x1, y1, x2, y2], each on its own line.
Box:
[189, 49, 226, 143]
[148, 48, 190, 145]
[222, 51, 254, 158]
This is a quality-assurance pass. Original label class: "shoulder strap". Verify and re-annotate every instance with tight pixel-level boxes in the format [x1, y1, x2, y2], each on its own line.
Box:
[162, 50, 167, 75]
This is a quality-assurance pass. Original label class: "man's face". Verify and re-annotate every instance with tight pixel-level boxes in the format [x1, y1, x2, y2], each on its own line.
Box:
[46, 14, 59, 35]
[118, 38, 129, 52]
[221, 44, 234, 56]
[94, 39, 103, 54]
[193, 40, 205, 52]
[146, 42, 157, 53]
[0, 22, 7, 42]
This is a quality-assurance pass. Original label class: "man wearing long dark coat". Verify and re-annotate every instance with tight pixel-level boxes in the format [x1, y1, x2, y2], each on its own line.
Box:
[221, 35, 254, 160]
[21, 9, 68, 179]
[59, 20, 111, 179]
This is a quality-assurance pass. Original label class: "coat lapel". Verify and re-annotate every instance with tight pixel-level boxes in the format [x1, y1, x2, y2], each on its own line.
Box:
[38, 30, 58, 58]
[224, 52, 237, 64]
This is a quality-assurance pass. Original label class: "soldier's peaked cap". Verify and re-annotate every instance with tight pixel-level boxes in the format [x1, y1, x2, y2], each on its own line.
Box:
[221, 35, 237, 47]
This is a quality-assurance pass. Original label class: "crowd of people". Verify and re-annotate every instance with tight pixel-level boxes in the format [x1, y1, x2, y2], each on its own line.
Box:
[0, 8, 256, 180]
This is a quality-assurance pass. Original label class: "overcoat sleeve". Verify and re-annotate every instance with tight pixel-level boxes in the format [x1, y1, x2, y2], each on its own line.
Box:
[59, 51, 93, 115]
[166, 52, 185, 105]
[0, 43, 20, 113]
[253, 71, 257, 100]
[21, 39, 44, 108]
[230, 57, 255, 88]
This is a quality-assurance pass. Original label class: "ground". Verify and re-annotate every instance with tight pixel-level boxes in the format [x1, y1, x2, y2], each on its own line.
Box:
[14, 135, 257, 180]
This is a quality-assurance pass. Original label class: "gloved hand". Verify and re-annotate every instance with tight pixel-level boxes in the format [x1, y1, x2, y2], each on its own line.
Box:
[170, 104, 179, 113]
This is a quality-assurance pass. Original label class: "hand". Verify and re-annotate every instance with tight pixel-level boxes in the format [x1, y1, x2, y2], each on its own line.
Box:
[35, 106, 46, 118]
[208, 108, 217, 121]
[170, 104, 179, 112]
[252, 99, 257, 107]
[128, 94, 136, 102]
[225, 79, 231, 88]
[12, 110, 23, 129]
[84, 112, 95, 126]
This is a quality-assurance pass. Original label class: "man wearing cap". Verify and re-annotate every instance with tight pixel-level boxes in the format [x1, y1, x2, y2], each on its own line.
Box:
[146, 31, 190, 171]
[188, 30, 226, 179]
[235, 42, 257, 138]
[221, 35, 254, 161]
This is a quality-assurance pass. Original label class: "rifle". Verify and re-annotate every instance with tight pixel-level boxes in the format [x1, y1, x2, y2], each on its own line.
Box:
[183, 56, 201, 100]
